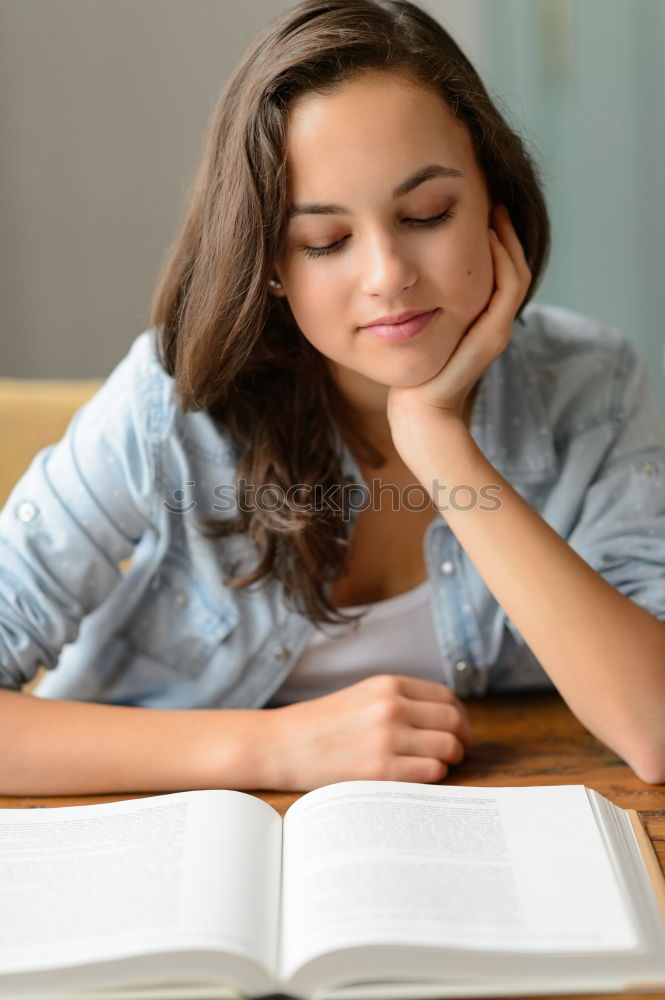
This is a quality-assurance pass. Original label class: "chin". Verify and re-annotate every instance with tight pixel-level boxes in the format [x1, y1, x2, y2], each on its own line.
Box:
[370, 357, 451, 389]
[410, 345, 460, 385]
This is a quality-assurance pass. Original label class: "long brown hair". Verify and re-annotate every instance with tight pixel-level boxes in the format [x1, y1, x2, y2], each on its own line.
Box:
[150, 0, 551, 627]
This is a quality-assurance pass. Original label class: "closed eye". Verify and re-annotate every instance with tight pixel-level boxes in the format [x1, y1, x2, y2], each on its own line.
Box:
[300, 207, 456, 259]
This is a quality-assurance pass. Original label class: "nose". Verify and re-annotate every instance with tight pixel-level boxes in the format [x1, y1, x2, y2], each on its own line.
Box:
[359, 231, 418, 298]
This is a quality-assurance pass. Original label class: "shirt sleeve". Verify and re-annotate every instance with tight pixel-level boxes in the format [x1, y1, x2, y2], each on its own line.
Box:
[0, 334, 160, 690]
[565, 339, 665, 622]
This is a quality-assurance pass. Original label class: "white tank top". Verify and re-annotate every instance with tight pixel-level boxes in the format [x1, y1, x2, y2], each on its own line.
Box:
[266, 578, 443, 707]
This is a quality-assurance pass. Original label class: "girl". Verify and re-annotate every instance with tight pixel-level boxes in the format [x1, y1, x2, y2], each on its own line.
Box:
[1, 0, 664, 795]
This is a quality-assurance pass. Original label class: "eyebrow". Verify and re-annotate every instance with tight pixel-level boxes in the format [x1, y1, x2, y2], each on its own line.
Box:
[287, 163, 464, 219]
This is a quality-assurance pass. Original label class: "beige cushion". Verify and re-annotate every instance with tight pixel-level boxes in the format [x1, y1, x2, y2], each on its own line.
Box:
[0, 377, 102, 508]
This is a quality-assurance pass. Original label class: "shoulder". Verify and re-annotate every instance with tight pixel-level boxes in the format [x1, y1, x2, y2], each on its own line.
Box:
[516, 302, 637, 373]
[517, 302, 627, 353]
[80, 329, 169, 443]
[102, 329, 239, 462]
[508, 303, 646, 434]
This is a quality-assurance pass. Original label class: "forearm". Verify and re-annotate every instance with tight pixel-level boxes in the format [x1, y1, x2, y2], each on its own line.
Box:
[0, 689, 276, 796]
[411, 421, 665, 782]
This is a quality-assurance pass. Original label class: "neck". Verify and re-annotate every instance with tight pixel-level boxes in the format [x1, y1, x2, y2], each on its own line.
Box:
[330, 365, 479, 471]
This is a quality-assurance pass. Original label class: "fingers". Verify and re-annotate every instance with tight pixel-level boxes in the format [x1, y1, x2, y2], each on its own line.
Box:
[446, 204, 528, 375]
[373, 674, 473, 750]
[387, 673, 464, 708]
[490, 205, 532, 305]
[404, 697, 473, 750]
[392, 678, 471, 738]
[390, 757, 449, 784]
[396, 725, 466, 766]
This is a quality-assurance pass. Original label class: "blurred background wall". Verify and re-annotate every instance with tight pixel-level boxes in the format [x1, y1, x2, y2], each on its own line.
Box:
[1, 0, 664, 415]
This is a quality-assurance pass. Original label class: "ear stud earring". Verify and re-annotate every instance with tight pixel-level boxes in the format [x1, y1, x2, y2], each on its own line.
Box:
[269, 278, 282, 290]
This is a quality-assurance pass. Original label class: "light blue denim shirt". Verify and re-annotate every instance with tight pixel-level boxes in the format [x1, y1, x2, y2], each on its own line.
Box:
[1, 303, 664, 707]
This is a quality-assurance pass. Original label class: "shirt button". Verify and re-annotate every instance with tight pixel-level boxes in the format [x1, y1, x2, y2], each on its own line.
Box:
[274, 645, 290, 660]
[175, 592, 188, 606]
[16, 501, 38, 523]
[454, 660, 470, 675]
[440, 560, 455, 575]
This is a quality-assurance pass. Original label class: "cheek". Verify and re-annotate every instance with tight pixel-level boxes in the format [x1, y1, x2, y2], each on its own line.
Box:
[289, 280, 331, 334]
[279, 270, 345, 354]
[437, 231, 494, 312]
[284, 251, 352, 311]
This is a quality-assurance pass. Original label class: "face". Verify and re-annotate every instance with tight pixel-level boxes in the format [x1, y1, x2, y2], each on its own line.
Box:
[273, 71, 494, 417]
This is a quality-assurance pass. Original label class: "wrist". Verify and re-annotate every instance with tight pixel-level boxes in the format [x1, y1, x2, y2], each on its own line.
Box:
[398, 416, 481, 487]
[257, 704, 296, 791]
[193, 708, 282, 791]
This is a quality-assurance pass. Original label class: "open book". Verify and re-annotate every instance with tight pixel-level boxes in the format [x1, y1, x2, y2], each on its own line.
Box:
[1, 781, 665, 999]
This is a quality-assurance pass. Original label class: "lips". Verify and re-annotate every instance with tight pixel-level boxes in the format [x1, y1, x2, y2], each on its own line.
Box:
[359, 308, 439, 342]
[361, 309, 434, 328]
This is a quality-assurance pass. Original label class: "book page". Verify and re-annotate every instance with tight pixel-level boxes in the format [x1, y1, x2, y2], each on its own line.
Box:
[279, 781, 639, 979]
[0, 789, 282, 978]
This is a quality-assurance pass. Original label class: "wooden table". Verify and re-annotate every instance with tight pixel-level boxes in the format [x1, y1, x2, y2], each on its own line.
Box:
[2, 689, 664, 1000]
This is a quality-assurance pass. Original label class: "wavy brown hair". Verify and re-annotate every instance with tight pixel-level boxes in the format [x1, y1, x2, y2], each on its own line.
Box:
[150, 0, 551, 627]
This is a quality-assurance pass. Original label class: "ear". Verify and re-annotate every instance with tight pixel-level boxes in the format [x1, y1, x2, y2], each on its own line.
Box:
[268, 275, 287, 298]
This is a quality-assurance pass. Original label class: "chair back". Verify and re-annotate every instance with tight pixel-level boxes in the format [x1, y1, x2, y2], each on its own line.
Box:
[0, 378, 102, 508]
